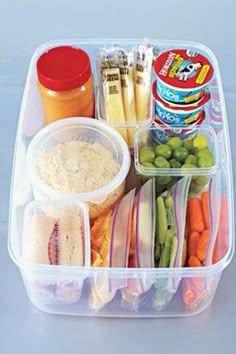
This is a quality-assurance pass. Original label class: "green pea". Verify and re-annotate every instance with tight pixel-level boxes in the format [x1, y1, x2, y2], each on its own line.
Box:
[166, 136, 183, 150]
[198, 156, 215, 168]
[194, 175, 210, 186]
[184, 154, 198, 166]
[195, 147, 213, 160]
[142, 162, 156, 168]
[173, 147, 189, 163]
[169, 159, 182, 168]
[155, 144, 172, 160]
[193, 135, 208, 151]
[189, 181, 205, 195]
[139, 148, 155, 164]
[183, 140, 193, 152]
[154, 156, 170, 168]
[155, 183, 166, 195]
[181, 163, 197, 169]
[140, 146, 154, 153]
[156, 176, 172, 185]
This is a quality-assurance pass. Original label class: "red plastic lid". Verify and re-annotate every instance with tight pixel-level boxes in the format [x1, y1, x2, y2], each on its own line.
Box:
[154, 49, 214, 89]
[152, 81, 211, 111]
[37, 46, 92, 91]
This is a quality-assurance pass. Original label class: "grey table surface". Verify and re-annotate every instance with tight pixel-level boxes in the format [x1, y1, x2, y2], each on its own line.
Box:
[1, 1, 236, 353]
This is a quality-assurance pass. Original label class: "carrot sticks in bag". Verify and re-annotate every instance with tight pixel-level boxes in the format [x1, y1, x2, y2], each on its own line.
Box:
[182, 172, 221, 311]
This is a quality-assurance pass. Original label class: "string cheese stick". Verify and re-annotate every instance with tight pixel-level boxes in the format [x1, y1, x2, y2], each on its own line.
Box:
[100, 55, 128, 142]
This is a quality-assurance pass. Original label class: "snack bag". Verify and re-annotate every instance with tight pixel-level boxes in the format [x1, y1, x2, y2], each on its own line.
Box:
[182, 172, 221, 311]
[153, 176, 191, 309]
[89, 188, 135, 310]
[121, 179, 156, 310]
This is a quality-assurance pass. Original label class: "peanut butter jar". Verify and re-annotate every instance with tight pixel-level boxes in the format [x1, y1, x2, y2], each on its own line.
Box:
[37, 46, 95, 125]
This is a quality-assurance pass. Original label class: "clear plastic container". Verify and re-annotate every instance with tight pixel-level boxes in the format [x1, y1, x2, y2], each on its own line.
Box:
[97, 92, 154, 151]
[23, 199, 90, 266]
[8, 39, 234, 317]
[134, 125, 219, 177]
[27, 117, 131, 220]
[21, 199, 90, 304]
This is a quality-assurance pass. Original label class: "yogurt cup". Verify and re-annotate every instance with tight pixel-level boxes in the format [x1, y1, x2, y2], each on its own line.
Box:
[154, 49, 214, 104]
[152, 112, 205, 144]
[152, 81, 210, 125]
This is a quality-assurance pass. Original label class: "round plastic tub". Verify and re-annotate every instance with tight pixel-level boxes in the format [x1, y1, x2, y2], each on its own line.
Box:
[27, 117, 131, 220]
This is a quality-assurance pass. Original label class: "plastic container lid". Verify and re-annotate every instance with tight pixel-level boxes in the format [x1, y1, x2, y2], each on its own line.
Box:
[153, 49, 214, 90]
[36, 46, 92, 91]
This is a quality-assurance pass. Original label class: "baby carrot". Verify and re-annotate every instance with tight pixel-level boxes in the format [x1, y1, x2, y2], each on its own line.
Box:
[196, 229, 210, 262]
[201, 191, 210, 229]
[188, 231, 200, 257]
[188, 198, 205, 233]
[188, 255, 202, 267]
[212, 246, 218, 264]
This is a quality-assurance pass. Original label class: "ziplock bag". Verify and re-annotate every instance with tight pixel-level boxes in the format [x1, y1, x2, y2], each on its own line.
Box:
[121, 178, 156, 310]
[89, 188, 135, 310]
[153, 176, 191, 310]
[182, 172, 221, 311]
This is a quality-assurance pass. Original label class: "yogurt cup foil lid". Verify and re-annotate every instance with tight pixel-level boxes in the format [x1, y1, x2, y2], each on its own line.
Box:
[154, 49, 214, 90]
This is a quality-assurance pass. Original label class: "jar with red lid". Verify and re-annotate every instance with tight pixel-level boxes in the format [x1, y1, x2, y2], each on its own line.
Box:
[37, 46, 95, 125]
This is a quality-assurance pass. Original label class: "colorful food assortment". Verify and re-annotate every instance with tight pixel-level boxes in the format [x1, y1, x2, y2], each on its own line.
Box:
[15, 40, 231, 316]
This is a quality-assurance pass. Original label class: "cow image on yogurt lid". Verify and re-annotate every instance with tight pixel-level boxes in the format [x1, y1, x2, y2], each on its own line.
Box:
[154, 49, 214, 104]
